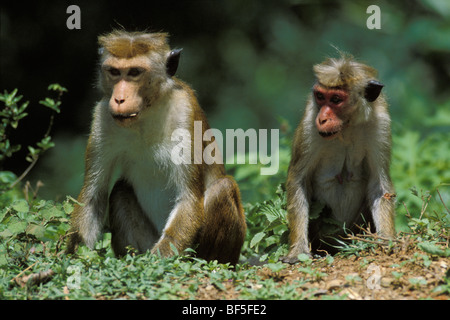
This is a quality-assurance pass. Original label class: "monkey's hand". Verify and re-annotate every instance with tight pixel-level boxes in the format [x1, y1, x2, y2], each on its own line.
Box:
[151, 235, 183, 258]
[65, 231, 82, 254]
[279, 255, 300, 264]
[279, 252, 312, 265]
[280, 245, 312, 264]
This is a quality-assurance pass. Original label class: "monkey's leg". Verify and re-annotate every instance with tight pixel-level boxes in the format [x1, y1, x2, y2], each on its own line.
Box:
[196, 177, 246, 265]
[109, 179, 159, 257]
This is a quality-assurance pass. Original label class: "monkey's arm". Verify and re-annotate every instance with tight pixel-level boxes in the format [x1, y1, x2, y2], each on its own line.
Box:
[282, 174, 311, 263]
[151, 194, 204, 256]
[281, 136, 313, 263]
[365, 117, 396, 238]
[67, 131, 115, 253]
[280, 118, 316, 263]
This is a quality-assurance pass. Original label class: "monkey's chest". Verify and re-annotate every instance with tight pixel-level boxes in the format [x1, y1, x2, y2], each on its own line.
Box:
[312, 153, 367, 223]
[121, 151, 178, 234]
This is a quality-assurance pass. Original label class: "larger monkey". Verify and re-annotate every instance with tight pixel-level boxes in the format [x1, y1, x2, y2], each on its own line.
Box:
[281, 55, 395, 263]
[66, 31, 246, 265]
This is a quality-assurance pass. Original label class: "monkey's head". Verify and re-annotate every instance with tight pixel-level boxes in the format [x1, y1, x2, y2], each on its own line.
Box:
[97, 31, 182, 127]
[312, 55, 384, 140]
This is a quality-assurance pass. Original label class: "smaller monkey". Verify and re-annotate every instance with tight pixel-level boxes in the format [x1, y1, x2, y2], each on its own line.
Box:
[66, 31, 246, 265]
[281, 54, 396, 263]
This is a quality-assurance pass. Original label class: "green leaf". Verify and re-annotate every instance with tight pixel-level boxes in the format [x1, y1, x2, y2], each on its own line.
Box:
[250, 232, 265, 248]
[18, 101, 29, 113]
[169, 242, 179, 255]
[5, 89, 18, 105]
[37, 136, 55, 150]
[266, 262, 286, 273]
[0, 171, 17, 184]
[63, 201, 74, 214]
[39, 97, 55, 107]
[12, 199, 29, 213]
[297, 253, 312, 263]
[40, 205, 64, 219]
[39, 97, 61, 113]
[0, 254, 8, 266]
[27, 223, 46, 240]
[48, 83, 68, 92]
[0, 209, 8, 223]
[0, 229, 13, 238]
[7, 221, 27, 234]
[418, 241, 450, 257]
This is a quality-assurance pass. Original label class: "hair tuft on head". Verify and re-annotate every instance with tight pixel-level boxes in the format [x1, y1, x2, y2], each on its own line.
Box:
[313, 52, 377, 88]
[98, 30, 170, 58]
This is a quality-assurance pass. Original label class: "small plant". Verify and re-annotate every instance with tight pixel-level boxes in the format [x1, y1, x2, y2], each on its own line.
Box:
[0, 84, 66, 193]
[432, 268, 450, 296]
[246, 184, 289, 262]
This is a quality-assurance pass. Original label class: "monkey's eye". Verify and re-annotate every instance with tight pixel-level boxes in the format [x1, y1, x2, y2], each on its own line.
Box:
[330, 95, 343, 105]
[107, 68, 121, 77]
[128, 68, 143, 77]
[315, 92, 325, 101]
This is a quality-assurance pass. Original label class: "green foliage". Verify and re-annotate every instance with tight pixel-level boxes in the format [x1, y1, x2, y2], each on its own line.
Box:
[392, 130, 450, 216]
[0, 89, 29, 162]
[226, 122, 292, 203]
[433, 268, 450, 295]
[1, 1, 450, 300]
[332, 185, 450, 261]
[0, 84, 66, 194]
[0, 198, 73, 260]
[245, 184, 289, 262]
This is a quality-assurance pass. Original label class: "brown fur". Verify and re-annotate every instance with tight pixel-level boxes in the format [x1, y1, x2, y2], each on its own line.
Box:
[98, 30, 169, 58]
[281, 55, 395, 264]
[313, 54, 377, 88]
[67, 31, 246, 265]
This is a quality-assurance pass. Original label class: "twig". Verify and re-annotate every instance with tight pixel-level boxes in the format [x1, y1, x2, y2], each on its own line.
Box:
[419, 191, 432, 220]
[343, 225, 402, 245]
[343, 234, 400, 245]
[436, 188, 450, 214]
[11, 261, 37, 283]
[402, 201, 411, 218]
[14, 269, 55, 288]
[10, 158, 39, 189]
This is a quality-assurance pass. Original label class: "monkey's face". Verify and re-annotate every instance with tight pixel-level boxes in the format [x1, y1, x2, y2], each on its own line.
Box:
[101, 55, 155, 127]
[100, 49, 182, 128]
[313, 84, 349, 140]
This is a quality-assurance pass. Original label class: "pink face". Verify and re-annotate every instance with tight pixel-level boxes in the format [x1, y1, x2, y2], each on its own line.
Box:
[313, 84, 349, 140]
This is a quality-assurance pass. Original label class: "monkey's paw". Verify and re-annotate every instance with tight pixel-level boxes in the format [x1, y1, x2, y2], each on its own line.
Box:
[279, 255, 299, 264]
[280, 251, 312, 264]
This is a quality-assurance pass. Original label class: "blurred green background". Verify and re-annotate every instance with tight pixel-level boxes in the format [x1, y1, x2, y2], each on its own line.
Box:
[1, 0, 449, 229]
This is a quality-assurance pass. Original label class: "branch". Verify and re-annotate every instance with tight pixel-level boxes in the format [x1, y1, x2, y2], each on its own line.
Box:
[13, 269, 55, 288]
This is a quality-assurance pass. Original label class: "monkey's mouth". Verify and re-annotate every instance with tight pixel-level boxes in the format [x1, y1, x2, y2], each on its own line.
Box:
[318, 130, 339, 139]
[111, 112, 139, 123]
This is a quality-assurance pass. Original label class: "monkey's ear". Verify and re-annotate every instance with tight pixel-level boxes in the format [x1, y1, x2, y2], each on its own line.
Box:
[364, 80, 384, 102]
[166, 48, 183, 77]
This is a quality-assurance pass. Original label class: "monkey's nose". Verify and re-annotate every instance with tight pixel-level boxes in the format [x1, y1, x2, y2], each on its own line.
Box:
[319, 117, 328, 125]
[115, 98, 125, 105]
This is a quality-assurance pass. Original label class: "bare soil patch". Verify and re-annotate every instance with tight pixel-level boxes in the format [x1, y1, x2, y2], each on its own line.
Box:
[195, 244, 449, 300]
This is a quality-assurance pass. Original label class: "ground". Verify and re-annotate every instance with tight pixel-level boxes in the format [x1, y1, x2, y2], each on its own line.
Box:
[195, 239, 450, 300]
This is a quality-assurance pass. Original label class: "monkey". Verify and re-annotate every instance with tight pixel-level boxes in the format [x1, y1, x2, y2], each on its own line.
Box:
[66, 30, 246, 265]
[281, 54, 396, 263]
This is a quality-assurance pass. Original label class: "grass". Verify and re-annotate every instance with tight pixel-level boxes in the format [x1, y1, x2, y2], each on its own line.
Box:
[0, 88, 448, 300]
[0, 183, 448, 300]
